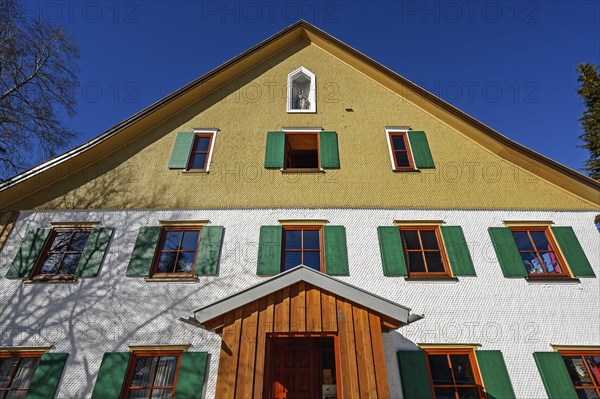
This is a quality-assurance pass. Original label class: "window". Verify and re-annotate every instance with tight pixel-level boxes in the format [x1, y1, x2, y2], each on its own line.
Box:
[282, 226, 323, 272]
[510, 227, 567, 276]
[389, 132, 414, 169]
[287, 66, 316, 113]
[122, 351, 182, 399]
[285, 132, 319, 169]
[400, 227, 451, 277]
[0, 351, 42, 399]
[186, 134, 213, 171]
[151, 227, 202, 277]
[561, 351, 600, 398]
[32, 228, 91, 280]
[424, 348, 485, 399]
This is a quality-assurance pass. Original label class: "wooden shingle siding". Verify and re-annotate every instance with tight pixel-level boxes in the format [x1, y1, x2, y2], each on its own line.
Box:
[214, 282, 392, 398]
[0, 211, 18, 252]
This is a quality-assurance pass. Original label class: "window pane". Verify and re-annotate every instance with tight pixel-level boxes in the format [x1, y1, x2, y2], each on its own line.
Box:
[425, 252, 445, 273]
[157, 252, 177, 273]
[189, 153, 208, 170]
[395, 151, 410, 167]
[457, 387, 481, 398]
[585, 356, 600, 385]
[420, 230, 440, 250]
[9, 358, 39, 389]
[180, 231, 200, 251]
[512, 231, 534, 251]
[130, 356, 157, 387]
[153, 356, 178, 387]
[520, 253, 543, 274]
[428, 355, 453, 385]
[39, 253, 62, 274]
[0, 358, 18, 388]
[303, 230, 320, 250]
[434, 387, 456, 399]
[284, 252, 302, 271]
[530, 231, 551, 250]
[540, 252, 561, 274]
[576, 390, 600, 399]
[58, 254, 81, 274]
[151, 389, 174, 399]
[303, 252, 321, 271]
[128, 389, 151, 399]
[450, 354, 475, 384]
[175, 252, 195, 273]
[194, 137, 211, 152]
[6, 392, 28, 399]
[407, 252, 426, 273]
[68, 231, 90, 252]
[162, 231, 182, 251]
[392, 135, 406, 151]
[401, 230, 421, 250]
[565, 356, 594, 386]
[49, 232, 71, 252]
[285, 230, 302, 249]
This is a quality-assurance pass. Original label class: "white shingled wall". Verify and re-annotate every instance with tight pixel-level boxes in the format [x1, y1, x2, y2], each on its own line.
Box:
[0, 208, 598, 399]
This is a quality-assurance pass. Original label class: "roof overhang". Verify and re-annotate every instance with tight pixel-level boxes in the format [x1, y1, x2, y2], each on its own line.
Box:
[183, 265, 422, 331]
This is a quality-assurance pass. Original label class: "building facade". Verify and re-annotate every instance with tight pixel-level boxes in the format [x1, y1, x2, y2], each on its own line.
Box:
[0, 21, 598, 399]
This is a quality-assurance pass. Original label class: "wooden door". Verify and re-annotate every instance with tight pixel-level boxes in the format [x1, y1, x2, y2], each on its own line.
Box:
[270, 338, 318, 399]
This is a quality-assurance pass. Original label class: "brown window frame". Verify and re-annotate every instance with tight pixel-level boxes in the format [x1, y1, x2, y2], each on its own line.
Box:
[30, 227, 92, 281]
[0, 351, 44, 399]
[399, 226, 452, 278]
[389, 132, 415, 170]
[559, 350, 600, 397]
[186, 133, 214, 171]
[509, 226, 569, 277]
[150, 226, 202, 278]
[284, 132, 321, 170]
[423, 348, 486, 399]
[121, 350, 183, 399]
[281, 225, 325, 273]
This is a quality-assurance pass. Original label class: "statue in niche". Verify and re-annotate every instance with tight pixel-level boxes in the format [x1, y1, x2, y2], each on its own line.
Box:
[296, 88, 310, 110]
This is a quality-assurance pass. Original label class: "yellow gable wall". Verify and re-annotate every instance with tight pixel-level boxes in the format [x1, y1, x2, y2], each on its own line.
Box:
[13, 41, 598, 211]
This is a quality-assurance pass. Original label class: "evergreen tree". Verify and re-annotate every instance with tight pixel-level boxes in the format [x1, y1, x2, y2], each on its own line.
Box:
[576, 63, 600, 180]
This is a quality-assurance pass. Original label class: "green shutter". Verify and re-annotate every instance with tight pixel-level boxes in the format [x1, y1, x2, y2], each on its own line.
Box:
[396, 350, 434, 399]
[533, 352, 578, 399]
[91, 352, 131, 399]
[408, 131, 435, 169]
[257, 226, 282, 275]
[5, 228, 51, 279]
[264, 131, 285, 169]
[441, 226, 476, 276]
[377, 226, 407, 276]
[174, 352, 208, 399]
[195, 226, 223, 276]
[319, 131, 340, 169]
[76, 227, 113, 278]
[27, 353, 68, 399]
[168, 132, 195, 169]
[324, 226, 349, 275]
[126, 226, 161, 277]
[551, 226, 595, 277]
[476, 350, 516, 399]
[488, 227, 528, 277]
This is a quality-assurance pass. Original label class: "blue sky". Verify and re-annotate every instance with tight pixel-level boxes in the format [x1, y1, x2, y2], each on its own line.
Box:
[23, 0, 600, 173]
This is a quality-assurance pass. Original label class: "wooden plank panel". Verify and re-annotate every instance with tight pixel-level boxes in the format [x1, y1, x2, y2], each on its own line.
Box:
[353, 306, 378, 398]
[273, 286, 290, 332]
[305, 283, 322, 332]
[336, 298, 360, 398]
[0, 211, 18, 252]
[369, 313, 390, 399]
[215, 308, 243, 399]
[290, 282, 306, 332]
[236, 302, 259, 399]
[253, 294, 275, 399]
[321, 290, 338, 332]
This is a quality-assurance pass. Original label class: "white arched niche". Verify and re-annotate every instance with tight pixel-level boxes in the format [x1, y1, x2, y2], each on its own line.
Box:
[287, 67, 316, 113]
